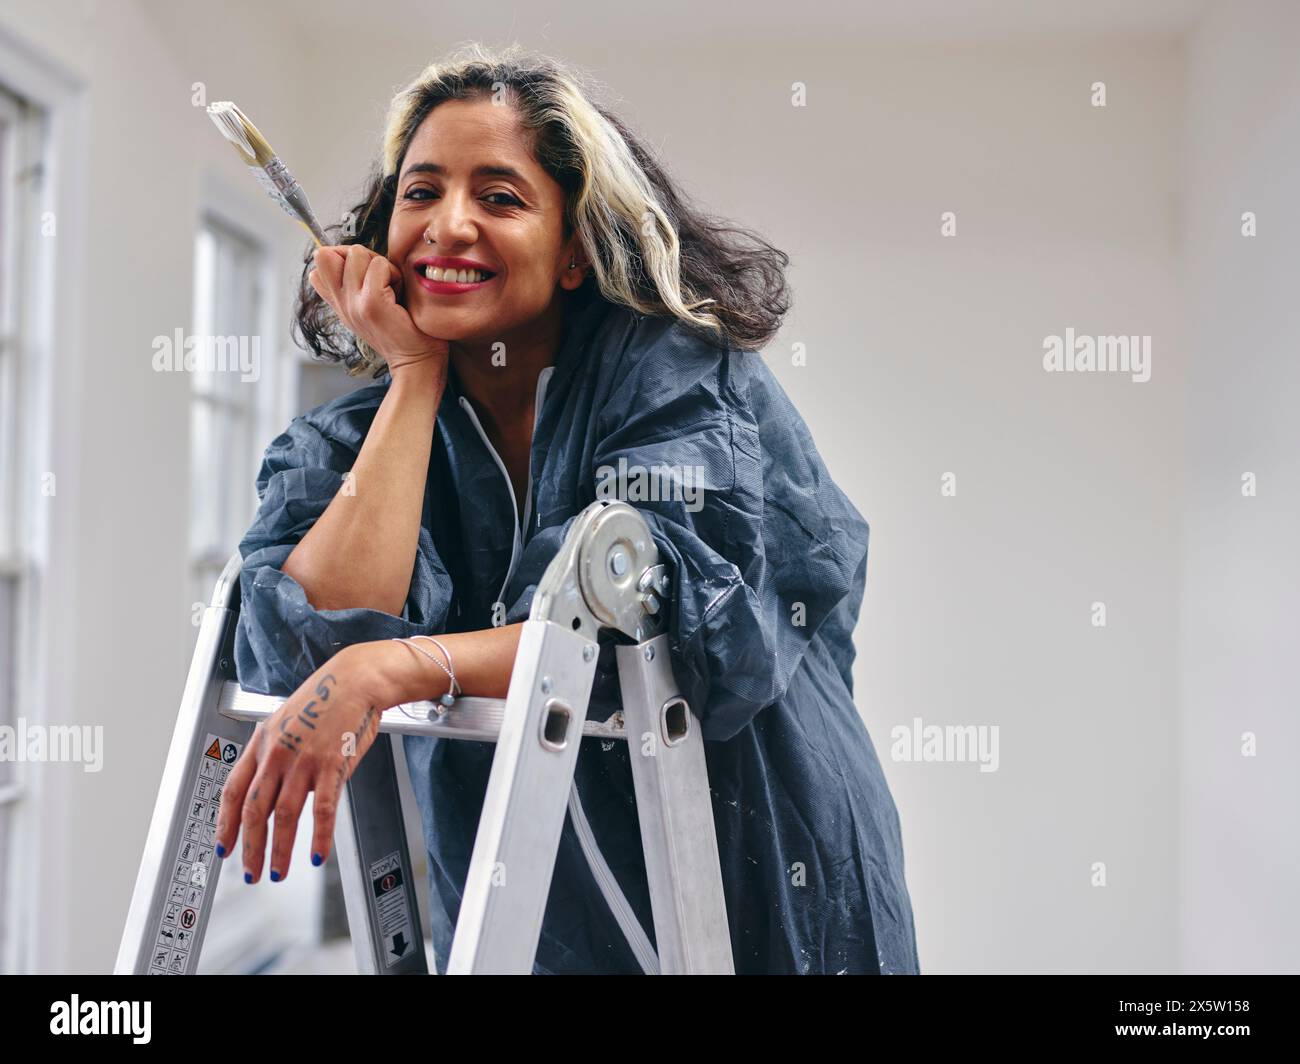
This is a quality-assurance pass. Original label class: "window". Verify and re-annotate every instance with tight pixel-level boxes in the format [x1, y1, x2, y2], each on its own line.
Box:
[0, 81, 44, 974]
[189, 215, 266, 612]
[189, 213, 295, 971]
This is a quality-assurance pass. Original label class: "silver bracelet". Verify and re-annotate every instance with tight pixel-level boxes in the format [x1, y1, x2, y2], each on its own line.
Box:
[411, 635, 461, 705]
[387, 637, 439, 719]
[390, 636, 459, 713]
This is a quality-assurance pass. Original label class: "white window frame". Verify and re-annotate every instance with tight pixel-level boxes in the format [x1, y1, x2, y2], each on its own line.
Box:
[199, 171, 296, 449]
[189, 212, 270, 609]
[0, 74, 34, 983]
[0, 23, 86, 976]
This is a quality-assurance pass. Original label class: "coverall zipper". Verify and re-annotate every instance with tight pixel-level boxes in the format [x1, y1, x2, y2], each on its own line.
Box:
[456, 365, 552, 606]
[456, 367, 659, 973]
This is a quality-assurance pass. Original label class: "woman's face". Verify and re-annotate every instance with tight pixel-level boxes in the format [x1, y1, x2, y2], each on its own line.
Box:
[387, 97, 584, 344]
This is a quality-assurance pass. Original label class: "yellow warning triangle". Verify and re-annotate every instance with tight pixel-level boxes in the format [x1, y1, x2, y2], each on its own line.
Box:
[203, 739, 221, 760]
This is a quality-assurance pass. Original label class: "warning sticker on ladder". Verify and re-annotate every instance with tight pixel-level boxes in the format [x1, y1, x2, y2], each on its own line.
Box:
[149, 731, 243, 975]
[369, 850, 416, 967]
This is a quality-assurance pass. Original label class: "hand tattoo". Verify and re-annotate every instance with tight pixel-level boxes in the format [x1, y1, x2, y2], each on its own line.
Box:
[358, 705, 377, 741]
[278, 673, 340, 754]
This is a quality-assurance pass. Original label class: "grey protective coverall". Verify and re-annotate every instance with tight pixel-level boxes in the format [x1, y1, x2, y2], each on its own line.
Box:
[234, 281, 921, 974]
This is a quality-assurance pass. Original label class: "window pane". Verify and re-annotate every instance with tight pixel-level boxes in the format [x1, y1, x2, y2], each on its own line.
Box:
[0, 76, 42, 979]
[191, 227, 215, 398]
[0, 575, 14, 790]
[192, 217, 264, 566]
[0, 806, 10, 972]
[0, 94, 19, 560]
[189, 398, 218, 560]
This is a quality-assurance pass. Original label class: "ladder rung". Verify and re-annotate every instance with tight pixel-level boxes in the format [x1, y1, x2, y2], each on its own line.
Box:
[217, 680, 628, 743]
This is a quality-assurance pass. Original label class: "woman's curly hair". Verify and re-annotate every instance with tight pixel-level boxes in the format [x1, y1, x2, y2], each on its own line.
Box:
[294, 41, 792, 377]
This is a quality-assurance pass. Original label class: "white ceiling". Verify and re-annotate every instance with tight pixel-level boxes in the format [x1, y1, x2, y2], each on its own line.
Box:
[259, 0, 1215, 53]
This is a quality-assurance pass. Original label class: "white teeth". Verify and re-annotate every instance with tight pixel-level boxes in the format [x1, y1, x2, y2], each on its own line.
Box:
[424, 265, 491, 283]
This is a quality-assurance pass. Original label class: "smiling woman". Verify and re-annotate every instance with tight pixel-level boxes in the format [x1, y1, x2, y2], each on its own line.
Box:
[294, 46, 790, 376]
[224, 40, 920, 976]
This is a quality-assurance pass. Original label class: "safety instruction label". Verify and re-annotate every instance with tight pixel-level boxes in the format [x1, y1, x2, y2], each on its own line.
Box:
[149, 732, 241, 975]
[370, 850, 416, 967]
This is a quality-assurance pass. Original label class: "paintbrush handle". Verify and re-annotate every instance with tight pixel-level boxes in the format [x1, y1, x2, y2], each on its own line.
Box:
[248, 157, 327, 244]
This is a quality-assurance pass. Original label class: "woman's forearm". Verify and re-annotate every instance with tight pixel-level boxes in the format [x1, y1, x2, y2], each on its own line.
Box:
[358, 624, 526, 708]
[282, 363, 445, 615]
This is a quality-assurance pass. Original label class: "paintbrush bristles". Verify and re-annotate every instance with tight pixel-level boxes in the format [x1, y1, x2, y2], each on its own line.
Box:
[203, 99, 329, 248]
[206, 101, 275, 167]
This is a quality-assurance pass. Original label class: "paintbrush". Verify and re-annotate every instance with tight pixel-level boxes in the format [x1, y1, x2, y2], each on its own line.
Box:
[206, 100, 328, 247]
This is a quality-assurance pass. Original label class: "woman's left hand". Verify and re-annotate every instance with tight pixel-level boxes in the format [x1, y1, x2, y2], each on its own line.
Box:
[214, 643, 388, 883]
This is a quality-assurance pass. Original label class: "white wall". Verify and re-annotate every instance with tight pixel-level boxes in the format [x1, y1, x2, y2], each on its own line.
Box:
[1, 0, 1292, 975]
[1180, 0, 1300, 974]
[770, 38, 1186, 973]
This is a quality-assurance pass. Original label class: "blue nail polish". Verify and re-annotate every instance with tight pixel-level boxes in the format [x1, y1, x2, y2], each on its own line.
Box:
[215, 843, 226, 858]
[270, 870, 281, 882]
[311, 852, 323, 866]
[244, 872, 252, 884]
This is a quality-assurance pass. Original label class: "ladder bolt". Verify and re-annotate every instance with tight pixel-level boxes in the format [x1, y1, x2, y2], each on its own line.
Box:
[644, 644, 655, 661]
[541, 676, 552, 694]
[608, 546, 629, 577]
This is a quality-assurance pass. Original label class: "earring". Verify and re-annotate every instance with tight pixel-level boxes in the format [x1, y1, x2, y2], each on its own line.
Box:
[570, 259, 576, 269]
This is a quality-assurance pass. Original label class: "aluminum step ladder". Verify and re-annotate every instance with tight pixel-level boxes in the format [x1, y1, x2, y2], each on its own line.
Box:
[115, 500, 734, 975]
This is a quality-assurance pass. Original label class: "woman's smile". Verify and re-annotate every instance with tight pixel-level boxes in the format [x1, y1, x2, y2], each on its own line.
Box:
[413, 269, 500, 296]
[411, 253, 500, 295]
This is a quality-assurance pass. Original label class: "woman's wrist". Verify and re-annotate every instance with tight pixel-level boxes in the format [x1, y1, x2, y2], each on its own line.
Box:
[387, 356, 447, 398]
[341, 624, 526, 715]
[343, 638, 450, 711]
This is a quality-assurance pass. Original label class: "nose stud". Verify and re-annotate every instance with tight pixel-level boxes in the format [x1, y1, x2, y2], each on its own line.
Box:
[422, 229, 579, 270]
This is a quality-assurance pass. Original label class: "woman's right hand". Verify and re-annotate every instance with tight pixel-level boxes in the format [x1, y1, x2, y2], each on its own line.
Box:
[309, 245, 450, 377]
